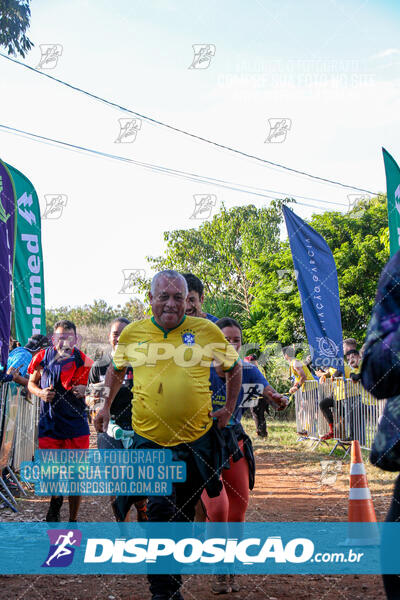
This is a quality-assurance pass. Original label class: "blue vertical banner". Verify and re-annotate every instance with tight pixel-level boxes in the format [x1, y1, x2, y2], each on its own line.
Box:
[0, 160, 17, 369]
[282, 205, 344, 372]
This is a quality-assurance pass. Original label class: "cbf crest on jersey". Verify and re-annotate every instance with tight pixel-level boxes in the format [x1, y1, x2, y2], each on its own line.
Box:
[182, 330, 195, 346]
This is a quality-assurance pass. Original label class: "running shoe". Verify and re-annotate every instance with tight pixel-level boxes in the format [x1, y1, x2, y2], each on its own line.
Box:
[211, 574, 232, 594]
[45, 496, 63, 522]
[135, 499, 148, 522]
[229, 574, 240, 592]
[257, 431, 268, 438]
[320, 432, 334, 440]
[152, 593, 184, 600]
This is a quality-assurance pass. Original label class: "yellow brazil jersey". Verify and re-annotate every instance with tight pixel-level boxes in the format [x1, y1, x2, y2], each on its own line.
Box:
[328, 365, 351, 401]
[112, 315, 239, 446]
[348, 359, 373, 404]
[290, 360, 317, 389]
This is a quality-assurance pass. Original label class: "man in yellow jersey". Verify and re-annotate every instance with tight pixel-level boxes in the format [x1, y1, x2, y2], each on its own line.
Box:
[283, 346, 317, 437]
[318, 362, 352, 440]
[95, 270, 241, 600]
[283, 346, 316, 394]
[345, 347, 370, 444]
[321, 342, 362, 441]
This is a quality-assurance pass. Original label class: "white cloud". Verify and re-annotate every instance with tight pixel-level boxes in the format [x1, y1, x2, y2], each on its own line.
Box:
[372, 48, 400, 59]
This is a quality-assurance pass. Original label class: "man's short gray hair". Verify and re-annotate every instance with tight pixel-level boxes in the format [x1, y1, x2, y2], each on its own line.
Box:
[150, 270, 188, 296]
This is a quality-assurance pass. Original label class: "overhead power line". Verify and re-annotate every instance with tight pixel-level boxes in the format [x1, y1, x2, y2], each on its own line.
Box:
[0, 52, 378, 196]
[0, 123, 347, 211]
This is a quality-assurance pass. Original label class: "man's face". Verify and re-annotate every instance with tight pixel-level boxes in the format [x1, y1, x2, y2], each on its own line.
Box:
[52, 326, 76, 356]
[343, 342, 356, 357]
[109, 321, 127, 350]
[347, 351, 360, 368]
[185, 290, 204, 317]
[149, 275, 187, 330]
[221, 325, 242, 353]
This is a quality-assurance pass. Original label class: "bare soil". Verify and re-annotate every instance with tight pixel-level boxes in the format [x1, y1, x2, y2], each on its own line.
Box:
[0, 427, 392, 600]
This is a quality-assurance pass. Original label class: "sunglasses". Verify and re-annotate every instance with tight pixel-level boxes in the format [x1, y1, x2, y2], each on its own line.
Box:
[345, 349, 359, 358]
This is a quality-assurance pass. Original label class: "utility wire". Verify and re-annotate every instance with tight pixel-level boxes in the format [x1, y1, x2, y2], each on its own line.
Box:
[0, 51, 378, 195]
[0, 123, 337, 211]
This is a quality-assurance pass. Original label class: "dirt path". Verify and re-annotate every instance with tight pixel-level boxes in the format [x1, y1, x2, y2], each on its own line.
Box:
[0, 430, 391, 599]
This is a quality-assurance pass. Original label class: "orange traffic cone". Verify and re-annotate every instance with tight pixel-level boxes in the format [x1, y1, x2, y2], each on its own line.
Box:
[348, 440, 376, 522]
[344, 440, 379, 546]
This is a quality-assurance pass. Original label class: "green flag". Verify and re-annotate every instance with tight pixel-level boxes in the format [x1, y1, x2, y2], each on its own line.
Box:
[7, 163, 46, 345]
[383, 147, 400, 257]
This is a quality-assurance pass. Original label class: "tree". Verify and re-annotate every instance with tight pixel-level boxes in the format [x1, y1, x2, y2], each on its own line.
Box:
[141, 201, 287, 322]
[46, 298, 145, 332]
[246, 195, 389, 348]
[0, 0, 33, 57]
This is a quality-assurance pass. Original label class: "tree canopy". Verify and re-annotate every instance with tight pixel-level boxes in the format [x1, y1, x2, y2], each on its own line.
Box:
[43, 196, 389, 391]
[0, 0, 33, 57]
[44, 196, 389, 372]
[143, 201, 287, 321]
[46, 298, 145, 333]
[133, 195, 388, 349]
[246, 195, 388, 348]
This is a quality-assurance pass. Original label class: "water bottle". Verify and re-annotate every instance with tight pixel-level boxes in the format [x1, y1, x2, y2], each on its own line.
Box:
[107, 420, 124, 440]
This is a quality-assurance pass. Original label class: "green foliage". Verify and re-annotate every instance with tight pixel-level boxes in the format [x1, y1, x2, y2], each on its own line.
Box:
[143, 201, 288, 318]
[45, 196, 390, 391]
[46, 298, 145, 333]
[246, 195, 389, 347]
[0, 0, 33, 57]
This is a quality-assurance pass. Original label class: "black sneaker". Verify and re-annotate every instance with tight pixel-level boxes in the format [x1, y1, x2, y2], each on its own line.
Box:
[134, 499, 148, 522]
[152, 595, 184, 600]
[45, 496, 63, 522]
[257, 431, 268, 438]
[152, 593, 184, 600]
[111, 498, 125, 522]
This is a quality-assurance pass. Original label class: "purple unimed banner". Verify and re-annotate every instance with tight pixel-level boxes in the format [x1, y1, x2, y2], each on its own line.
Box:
[0, 160, 16, 369]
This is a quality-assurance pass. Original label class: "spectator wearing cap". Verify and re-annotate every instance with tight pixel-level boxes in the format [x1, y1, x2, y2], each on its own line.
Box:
[7, 334, 50, 386]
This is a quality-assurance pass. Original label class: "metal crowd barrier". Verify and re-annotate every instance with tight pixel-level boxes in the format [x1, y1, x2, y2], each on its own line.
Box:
[295, 378, 385, 456]
[0, 381, 38, 511]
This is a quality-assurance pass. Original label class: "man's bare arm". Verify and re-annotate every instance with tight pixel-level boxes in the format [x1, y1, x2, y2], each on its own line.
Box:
[27, 370, 55, 401]
[94, 364, 127, 433]
[289, 362, 307, 394]
[211, 361, 242, 429]
[263, 384, 288, 410]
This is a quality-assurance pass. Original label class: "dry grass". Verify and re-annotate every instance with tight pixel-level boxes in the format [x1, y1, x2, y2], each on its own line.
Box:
[242, 414, 398, 498]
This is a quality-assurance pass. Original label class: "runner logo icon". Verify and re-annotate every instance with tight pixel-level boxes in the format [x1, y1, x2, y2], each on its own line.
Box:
[42, 529, 82, 567]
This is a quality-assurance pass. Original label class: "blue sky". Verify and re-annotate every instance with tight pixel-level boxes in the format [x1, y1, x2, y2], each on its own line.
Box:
[1, 0, 399, 307]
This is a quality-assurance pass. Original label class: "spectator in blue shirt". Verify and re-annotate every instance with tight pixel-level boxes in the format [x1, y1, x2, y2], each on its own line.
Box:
[7, 334, 50, 386]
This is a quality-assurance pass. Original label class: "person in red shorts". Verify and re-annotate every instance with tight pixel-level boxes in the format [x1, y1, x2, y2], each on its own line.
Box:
[27, 319, 93, 522]
[202, 318, 287, 594]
